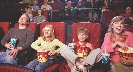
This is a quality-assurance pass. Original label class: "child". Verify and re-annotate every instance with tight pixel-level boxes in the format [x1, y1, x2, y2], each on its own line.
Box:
[60, 27, 102, 72]
[25, 24, 64, 72]
[33, 9, 46, 24]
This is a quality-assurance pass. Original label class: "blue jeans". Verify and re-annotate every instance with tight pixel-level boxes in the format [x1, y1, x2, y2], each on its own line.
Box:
[0, 49, 17, 65]
[26, 58, 53, 72]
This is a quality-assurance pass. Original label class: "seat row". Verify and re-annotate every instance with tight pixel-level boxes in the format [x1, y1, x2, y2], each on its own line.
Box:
[0, 22, 133, 72]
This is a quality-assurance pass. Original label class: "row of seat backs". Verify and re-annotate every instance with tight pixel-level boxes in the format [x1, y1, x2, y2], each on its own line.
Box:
[0, 22, 133, 46]
[14, 22, 66, 44]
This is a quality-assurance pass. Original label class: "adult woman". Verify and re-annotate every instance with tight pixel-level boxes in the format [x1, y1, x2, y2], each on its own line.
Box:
[41, 0, 52, 11]
[101, 16, 133, 72]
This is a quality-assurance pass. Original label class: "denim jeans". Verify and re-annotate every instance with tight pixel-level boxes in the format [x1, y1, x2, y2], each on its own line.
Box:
[0, 49, 17, 65]
[26, 58, 53, 72]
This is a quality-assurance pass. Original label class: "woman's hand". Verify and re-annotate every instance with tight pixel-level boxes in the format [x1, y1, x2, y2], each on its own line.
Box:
[121, 56, 133, 65]
[116, 42, 128, 51]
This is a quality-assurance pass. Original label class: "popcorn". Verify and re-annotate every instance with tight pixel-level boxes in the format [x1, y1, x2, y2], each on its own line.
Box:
[118, 47, 133, 53]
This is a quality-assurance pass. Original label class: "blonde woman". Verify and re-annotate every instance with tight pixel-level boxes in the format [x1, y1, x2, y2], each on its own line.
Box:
[101, 16, 133, 72]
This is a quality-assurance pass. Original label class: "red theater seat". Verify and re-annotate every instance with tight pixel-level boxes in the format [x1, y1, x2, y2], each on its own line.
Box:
[40, 22, 66, 72]
[43, 11, 49, 21]
[0, 22, 10, 52]
[72, 22, 102, 48]
[0, 22, 10, 35]
[40, 22, 66, 43]
[14, 22, 37, 66]
[103, 11, 117, 27]
[0, 63, 33, 72]
[14, 22, 37, 35]
[59, 22, 107, 72]
[125, 24, 133, 33]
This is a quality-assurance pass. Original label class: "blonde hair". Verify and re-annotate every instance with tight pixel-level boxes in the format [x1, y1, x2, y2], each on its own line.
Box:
[26, 8, 32, 14]
[77, 27, 90, 41]
[108, 16, 126, 43]
[41, 24, 55, 41]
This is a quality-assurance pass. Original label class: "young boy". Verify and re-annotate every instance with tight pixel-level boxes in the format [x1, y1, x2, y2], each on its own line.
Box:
[60, 27, 102, 72]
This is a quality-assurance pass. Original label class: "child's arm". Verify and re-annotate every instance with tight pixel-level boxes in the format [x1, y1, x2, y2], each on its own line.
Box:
[54, 39, 64, 54]
[86, 43, 94, 50]
[31, 37, 42, 51]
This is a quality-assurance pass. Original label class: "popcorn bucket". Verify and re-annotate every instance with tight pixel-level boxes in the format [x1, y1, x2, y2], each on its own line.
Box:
[10, 38, 17, 49]
[119, 47, 133, 61]
[37, 50, 49, 62]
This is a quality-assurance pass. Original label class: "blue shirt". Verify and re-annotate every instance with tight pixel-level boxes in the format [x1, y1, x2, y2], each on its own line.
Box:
[31, 5, 39, 12]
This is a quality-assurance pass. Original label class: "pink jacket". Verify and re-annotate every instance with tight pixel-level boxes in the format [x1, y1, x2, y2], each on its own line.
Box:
[101, 31, 133, 62]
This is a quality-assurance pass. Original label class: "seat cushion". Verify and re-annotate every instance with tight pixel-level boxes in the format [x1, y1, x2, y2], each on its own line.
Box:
[44, 64, 60, 72]
[0, 63, 33, 72]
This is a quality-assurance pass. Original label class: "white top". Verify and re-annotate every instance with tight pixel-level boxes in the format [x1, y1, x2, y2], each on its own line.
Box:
[41, 5, 52, 11]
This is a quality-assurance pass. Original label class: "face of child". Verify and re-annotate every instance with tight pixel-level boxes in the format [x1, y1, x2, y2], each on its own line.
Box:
[77, 32, 88, 42]
[38, 10, 42, 15]
[18, 14, 28, 25]
[43, 27, 53, 37]
[111, 20, 124, 34]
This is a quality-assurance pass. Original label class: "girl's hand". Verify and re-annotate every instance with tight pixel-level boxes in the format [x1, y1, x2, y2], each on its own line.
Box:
[39, 47, 45, 52]
[86, 43, 93, 50]
[48, 50, 56, 56]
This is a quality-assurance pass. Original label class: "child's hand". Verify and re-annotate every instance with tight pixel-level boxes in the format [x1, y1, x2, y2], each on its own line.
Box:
[86, 43, 93, 50]
[48, 50, 56, 55]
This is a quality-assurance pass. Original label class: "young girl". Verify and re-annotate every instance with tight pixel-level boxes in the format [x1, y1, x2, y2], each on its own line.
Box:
[60, 27, 102, 72]
[25, 24, 64, 72]
[33, 9, 46, 24]
[101, 16, 133, 72]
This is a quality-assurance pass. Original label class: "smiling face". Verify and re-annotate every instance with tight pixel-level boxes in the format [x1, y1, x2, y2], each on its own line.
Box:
[78, 32, 88, 42]
[111, 21, 124, 34]
[77, 27, 89, 42]
[43, 26, 53, 38]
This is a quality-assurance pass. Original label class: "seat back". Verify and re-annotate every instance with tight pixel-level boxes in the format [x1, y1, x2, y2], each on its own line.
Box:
[43, 11, 49, 21]
[124, 24, 133, 33]
[0, 22, 10, 35]
[53, 2, 62, 9]
[103, 11, 117, 26]
[40, 22, 66, 43]
[14, 22, 37, 35]
[72, 22, 102, 48]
